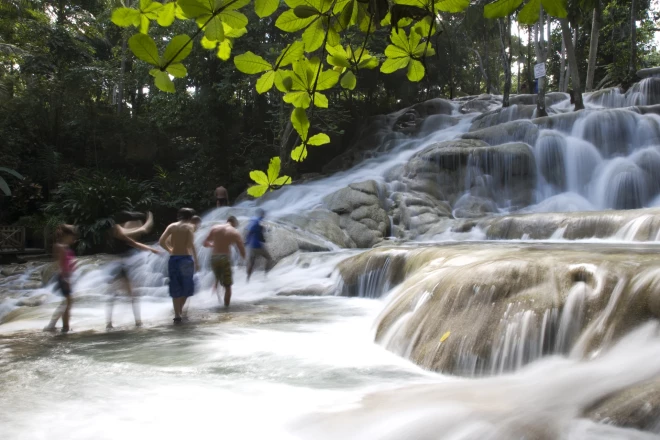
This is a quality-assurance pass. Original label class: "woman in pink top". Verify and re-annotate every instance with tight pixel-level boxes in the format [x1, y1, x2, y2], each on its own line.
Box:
[45, 224, 77, 333]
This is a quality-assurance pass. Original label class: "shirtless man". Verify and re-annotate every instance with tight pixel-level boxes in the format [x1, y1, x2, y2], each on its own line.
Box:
[203, 216, 246, 307]
[159, 208, 199, 323]
[215, 186, 229, 207]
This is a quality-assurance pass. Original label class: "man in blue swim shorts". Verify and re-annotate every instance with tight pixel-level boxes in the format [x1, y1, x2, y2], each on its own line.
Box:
[159, 208, 199, 323]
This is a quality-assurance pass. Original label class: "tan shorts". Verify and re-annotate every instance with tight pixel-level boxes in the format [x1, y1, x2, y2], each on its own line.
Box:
[211, 254, 233, 286]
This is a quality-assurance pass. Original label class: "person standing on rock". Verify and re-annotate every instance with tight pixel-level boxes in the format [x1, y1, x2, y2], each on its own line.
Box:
[44, 224, 77, 333]
[245, 209, 273, 282]
[106, 211, 160, 330]
[159, 208, 199, 323]
[215, 186, 229, 207]
[203, 216, 246, 307]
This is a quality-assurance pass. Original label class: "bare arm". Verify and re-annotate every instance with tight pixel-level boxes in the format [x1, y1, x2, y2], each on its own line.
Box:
[203, 228, 215, 248]
[188, 227, 199, 271]
[158, 225, 173, 254]
[233, 231, 247, 260]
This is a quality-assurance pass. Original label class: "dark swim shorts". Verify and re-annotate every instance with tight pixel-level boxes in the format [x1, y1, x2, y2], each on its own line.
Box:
[57, 275, 72, 297]
[168, 255, 195, 298]
[211, 254, 233, 286]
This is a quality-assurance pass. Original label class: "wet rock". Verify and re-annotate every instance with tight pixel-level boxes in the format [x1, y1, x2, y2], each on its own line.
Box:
[16, 294, 48, 307]
[586, 380, 660, 433]
[637, 67, 660, 79]
[536, 131, 567, 189]
[248, 222, 335, 265]
[463, 120, 539, 146]
[458, 95, 502, 114]
[336, 248, 408, 297]
[452, 194, 498, 219]
[280, 209, 354, 248]
[469, 105, 538, 131]
[276, 285, 332, 296]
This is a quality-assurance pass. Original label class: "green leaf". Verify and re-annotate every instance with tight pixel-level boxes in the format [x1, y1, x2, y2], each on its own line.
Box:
[129, 34, 162, 66]
[154, 70, 176, 92]
[142, 0, 164, 16]
[276, 9, 316, 32]
[357, 53, 379, 69]
[385, 45, 409, 59]
[276, 41, 305, 67]
[434, 0, 470, 12]
[518, 0, 540, 24]
[149, 68, 161, 77]
[0, 167, 23, 180]
[139, 14, 151, 33]
[393, 0, 429, 8]
[314, 92, 328, 108]
[204, 16, 225, 41]
[256, 70, 275, 93]
[216, 0, 250, 10]
[407, 59, 425, 81]
[166, 63, 188, 77]
[284, 91, 312, 108]
[217, 39, 233, 60]
[141, 0, 154, 9]
[412, 16, 436, 37]
[178, 0, 213, 18]
[157, 2, 177, 26]
[302, 18, 324, 52]
[291, 145, 308, 162]
[340, 70, 356, 89]
[316, 69, 339, 90]
[273, 175, 291, 186]
[267, 156, 281, 184]
[483, 0, 524, 18]
[163, 35, 193, 65]
[291, 108, 310, 141]
[380, 57, 409, 73]
[247, 184, 268, 197]
[390, 29, 410, 52]
[255, 0, 279, 17]
[234, 51, 273, 74]
[201, 36, 218, 49]
[294, 5, 320, 18]
[111, 8, 141, 27]
[327, 27, 340, 47]
[219, 10, 248, 29]
[413, 42, 435, 57]
[250, 170, 269, 186]
[225, 25, 247, 38]
[541, 0, 567, 18]
[307, 132, 330, 145]
[274, 70, 293, 92]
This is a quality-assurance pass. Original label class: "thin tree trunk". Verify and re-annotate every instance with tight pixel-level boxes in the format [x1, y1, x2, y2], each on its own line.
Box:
[471, 48, 489, 93]
[498, 18, 512, 107]
[586, 4, 601, 91]
[483, 37, 491, 94]
[560, 18, 585, 110]
[517, 25, 521, 93]
[630, 0, 637, 77]
[117, 33, 127, 115]
[527, 26, 533, 93]
[559, 37, 566, 92]
[534, 10, 547, 116]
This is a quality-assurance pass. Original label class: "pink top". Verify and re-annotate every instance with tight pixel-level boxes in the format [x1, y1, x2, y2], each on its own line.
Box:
[60, 248, 75, 277]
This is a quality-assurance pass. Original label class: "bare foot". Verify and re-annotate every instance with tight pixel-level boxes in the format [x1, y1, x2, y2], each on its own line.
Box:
[106, 323, 114, 330]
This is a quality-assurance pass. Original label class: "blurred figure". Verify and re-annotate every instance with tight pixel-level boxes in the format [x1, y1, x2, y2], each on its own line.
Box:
[203, 216, 246, 307]
[215, 186, 229, 207]
[159, 208, 199, 323]
[106, 211, 160, 330]
[44, 224, 77, 333]
[245, 209, 273, 282]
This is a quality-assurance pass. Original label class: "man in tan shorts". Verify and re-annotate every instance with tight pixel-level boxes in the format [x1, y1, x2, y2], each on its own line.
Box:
[203, 216, 246, 307]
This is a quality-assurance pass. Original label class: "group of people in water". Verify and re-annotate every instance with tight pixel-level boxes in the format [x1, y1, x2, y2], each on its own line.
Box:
[46, 204, 272, 333]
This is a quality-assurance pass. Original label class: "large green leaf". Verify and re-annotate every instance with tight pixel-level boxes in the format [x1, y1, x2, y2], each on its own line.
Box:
[163, 35, 193, 65]
[139, 14, 151, 33]
[276, 41, 305, 67]
[266, 157, 281, 185]
[250, 170, 269, 186]
[157, 2, 177, 25]
[302, 18, 324, 52]
[216, 0, 250, 10]
[234, 51, 272, 74]
[276, 9, 316, 32]
[255, 0, 279, 17]
[291, 145, 308, 161]
[307, 133, 330, 145]
[154, 70, 176, 92]
[284, 91, 311, 108]
[274, 70, 293, 92]
[380, 57, 409, 73]
[177, 0, 213, 18]
[273, 175, 292, 186]
[518, 0, 540, 23]
[483, 0, 524, 18]
[407, 59, 425, 81]
[294, 5, 320, 17]
[142, 0, 164, 16]
[340, 70, 356, 89]
[129, 34, 161, 66]
[393, 0, 429, 8]
[316, 69, 339, 90]
[166, 63, 188, 77]
[217, 39, 233, 60]
[204, 16, 225, 41]
[434, 0, 470, 12]
[313, 92, 328, 108]
[256, 70, 275, 93]
[247, 184, 268, 197]
[291, 108, 310, 141]
[111, 8, 141, 27]
[219, 10, 248, 29]
[541, 0, 567, 18]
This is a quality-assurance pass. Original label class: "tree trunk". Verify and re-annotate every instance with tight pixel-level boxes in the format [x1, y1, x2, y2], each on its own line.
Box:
[517, 25, 521, 93]
[527, 26, 533, 93]
[560, 18, 585, 110]
[559, 37, 566, 92]
[630, 0, 637, 77]
[586, 4, 601, 91]
[498, 18, 512, 107]
[534, 10, 547, 117]
[471, 48, 489, 93]
[117, 33, 127, 115]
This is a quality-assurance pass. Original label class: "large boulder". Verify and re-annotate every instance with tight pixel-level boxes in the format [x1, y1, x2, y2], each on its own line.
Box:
[469, 104, 539, 131]
[280, 209, 354, 248]
[323, 180, 391, 248]
[463, 119, 539, 146]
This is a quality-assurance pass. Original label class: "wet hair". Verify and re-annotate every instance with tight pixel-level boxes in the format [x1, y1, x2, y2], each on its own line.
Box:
[191, 215, 202, 225]
[177, 207, 196, 221]
[227, 216, 238, 227]
[256, 208, 265, 218]
[113, 211, 147, 225]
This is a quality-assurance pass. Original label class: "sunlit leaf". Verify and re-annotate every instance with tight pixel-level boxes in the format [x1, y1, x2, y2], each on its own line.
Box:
[541, 0, 567, 18]
[316, 69, 339, 90]
[276, 41, 305, 67]
[217, 39, 233, 60]
[204, 16, 225, 41]
[340, 70, 356, 90]
[201, 36, 218, 49]
[250, 170, 269, 186]
[166, 63, 188, 77]
[274, 70, 293, 92]
[380, 57, 409, 73]
[291, 108, 309, 141]
[483, 0, 524, 18]
[393, 0, 428, 8]
[302, 17, 324, 52]
[234, 51, 273, 74]
[307, 133, 330, 145]
[139, 14, 150, 33]
[291, 145, 308, 161]
[273, 175, 292, 186]
[154, 70, 176, 92]
[219, 10, 248, 29]
[294, 4, 320, 17]
[314, 92, 328, 108]
[276, 9, 316, 32]
[247, 184, 268, 197]
[256, 70, 275, 93]
[255, 0, 279, 17]
[157, 2, 177, 25]
[266, 156, 281, 185]
[216, 0, 250, 10]
[163, 34, 193, 65]
[407, 59, 424, 81]
[129, 33, 162, 66]
[178, 0, 213, 18]
[434, 0, 470, 12]
[111, 8, 141, 27]
[284, 90, 311, 108]
[518, 0, 541, 24]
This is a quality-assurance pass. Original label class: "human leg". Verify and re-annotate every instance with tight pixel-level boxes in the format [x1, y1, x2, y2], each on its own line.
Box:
[223, 285, 232, 307]
[246, 249, 256, 281]
[61, 296, 72, 332]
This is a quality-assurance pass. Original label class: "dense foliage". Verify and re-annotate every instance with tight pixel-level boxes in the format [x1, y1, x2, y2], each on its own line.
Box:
[0, 0, 658, 250]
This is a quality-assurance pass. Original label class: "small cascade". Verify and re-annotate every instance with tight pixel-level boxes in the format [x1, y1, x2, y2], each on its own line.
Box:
[591, 158, 652, 209]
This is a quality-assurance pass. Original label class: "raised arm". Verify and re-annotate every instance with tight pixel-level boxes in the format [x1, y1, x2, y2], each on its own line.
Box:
[158, 225, 174, 254]
[115, 225, 160, 254]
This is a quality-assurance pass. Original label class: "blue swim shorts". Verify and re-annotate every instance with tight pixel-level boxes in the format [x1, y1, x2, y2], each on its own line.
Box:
[168, 255, 195, 298]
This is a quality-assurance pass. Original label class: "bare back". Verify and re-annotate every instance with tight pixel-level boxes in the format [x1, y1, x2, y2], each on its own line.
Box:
[165, 222, 195, 256]
[206, 224, 245, 257]
[215, 186, 228, 199]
